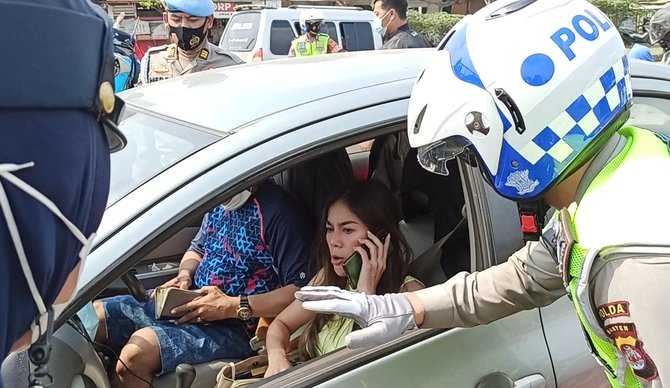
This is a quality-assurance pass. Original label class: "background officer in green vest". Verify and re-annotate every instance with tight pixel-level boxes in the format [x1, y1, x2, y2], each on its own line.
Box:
[139, 0, 241, 84]
[288, 10, 342, 57]
[295, 0, 669, 386]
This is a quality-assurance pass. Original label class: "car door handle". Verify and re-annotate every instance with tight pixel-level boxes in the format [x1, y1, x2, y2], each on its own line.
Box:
[476, 372, 546, 388]
[514, 374, 546, 388]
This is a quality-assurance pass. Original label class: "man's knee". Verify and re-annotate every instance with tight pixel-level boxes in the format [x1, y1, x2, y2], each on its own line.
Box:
[116, 328, 161, 379]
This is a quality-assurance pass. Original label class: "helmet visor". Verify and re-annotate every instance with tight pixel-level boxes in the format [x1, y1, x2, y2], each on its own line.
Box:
[417, 137, 472, 176]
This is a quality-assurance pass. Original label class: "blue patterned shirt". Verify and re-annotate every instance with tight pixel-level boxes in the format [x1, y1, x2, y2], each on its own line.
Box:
[189, 182, 311, 296]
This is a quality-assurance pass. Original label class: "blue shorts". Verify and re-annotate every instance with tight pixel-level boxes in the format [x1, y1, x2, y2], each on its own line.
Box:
[103, 294, 254, 375]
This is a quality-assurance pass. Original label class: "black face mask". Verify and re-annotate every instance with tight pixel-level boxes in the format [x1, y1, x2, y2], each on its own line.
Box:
[169, 22, 207, 51]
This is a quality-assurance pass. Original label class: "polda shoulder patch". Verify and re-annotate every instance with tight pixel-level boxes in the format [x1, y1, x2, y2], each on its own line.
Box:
[604, 322, 658, 381]
[597, 301, 630, 323]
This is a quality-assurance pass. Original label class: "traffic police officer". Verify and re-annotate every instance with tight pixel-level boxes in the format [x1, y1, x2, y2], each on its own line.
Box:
[0, 0, 124, 386]
[373, 0, 428, 49]
[297, 1, 669, 386]
[139, 0, 242, 84]
[288, 10, 341, 57]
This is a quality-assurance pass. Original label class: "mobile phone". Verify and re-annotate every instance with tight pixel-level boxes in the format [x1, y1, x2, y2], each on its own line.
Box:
[343, 250, 363, 290]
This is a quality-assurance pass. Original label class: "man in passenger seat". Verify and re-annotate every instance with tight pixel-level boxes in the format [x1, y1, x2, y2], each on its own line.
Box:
[92, 180, 312, 388]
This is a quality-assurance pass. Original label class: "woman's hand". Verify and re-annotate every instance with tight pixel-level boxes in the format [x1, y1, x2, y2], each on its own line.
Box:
[172, 286, 239, 324]
[264, 352, 292, 378]
[356, 232, 390, 294]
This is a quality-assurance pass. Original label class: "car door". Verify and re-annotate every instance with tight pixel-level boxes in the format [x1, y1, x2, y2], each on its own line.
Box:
[260, 115, 556, 387]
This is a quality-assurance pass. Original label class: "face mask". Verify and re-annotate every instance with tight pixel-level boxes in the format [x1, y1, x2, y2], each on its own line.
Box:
[222, 190, 252, 211]
[0, 162, 95, 384]
[374, 10, 392, 38]
[169, 22, 207, 51]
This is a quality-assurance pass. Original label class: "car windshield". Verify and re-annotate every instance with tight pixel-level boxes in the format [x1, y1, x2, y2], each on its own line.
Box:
[219, 12, 260, 51]
[108, 108, 220, 205]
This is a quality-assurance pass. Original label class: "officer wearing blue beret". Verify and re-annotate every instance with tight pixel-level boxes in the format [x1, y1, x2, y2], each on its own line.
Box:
[0, 1, 125, 386]
[139, 0, 242, 84]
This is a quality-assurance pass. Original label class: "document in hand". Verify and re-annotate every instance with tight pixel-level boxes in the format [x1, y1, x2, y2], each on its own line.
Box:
[154, 287, 201, 320]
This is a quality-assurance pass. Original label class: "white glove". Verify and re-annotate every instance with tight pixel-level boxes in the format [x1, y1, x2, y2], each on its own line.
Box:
[296, 286, 417, 348]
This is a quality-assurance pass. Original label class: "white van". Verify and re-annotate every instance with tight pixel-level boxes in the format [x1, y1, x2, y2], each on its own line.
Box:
[218, 6, 383, 62]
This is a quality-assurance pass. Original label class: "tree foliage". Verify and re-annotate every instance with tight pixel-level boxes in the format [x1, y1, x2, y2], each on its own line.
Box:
[588, 0, 646, 27]
[138, 0, 164, 10]
[407, 11, 463, 47]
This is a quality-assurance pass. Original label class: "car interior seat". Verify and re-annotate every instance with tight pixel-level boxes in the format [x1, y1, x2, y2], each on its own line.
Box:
[275, 148, 354, 225]
[368, 133, 470, 287]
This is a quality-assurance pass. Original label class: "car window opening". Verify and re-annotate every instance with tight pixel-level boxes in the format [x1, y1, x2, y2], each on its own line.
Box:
[74, 130, 471, 386]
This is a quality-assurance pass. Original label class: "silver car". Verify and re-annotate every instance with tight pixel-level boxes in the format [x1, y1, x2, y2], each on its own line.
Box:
[3, 51, 670, 388]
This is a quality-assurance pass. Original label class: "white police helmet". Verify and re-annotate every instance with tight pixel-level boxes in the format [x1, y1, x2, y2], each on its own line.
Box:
[300, 9, 326, 32]
[408, 0, 632, 201]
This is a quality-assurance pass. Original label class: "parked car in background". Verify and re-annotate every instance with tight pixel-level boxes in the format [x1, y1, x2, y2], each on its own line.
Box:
[219, 6, 382, 62]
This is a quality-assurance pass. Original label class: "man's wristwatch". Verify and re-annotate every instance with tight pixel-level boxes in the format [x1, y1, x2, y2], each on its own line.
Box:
[236, 295, 252, 321]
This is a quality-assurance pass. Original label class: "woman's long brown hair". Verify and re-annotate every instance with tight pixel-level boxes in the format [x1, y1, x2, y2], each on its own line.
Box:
[299, 180, 413, 358]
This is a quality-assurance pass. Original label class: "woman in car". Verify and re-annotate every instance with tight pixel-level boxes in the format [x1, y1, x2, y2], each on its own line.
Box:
[263, 180, 424, 377]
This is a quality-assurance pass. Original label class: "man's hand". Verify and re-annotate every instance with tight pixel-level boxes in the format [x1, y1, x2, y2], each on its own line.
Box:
[296, 286, 417, 348]
[172, 286, 239, 324]
[161, 270, 192, 290]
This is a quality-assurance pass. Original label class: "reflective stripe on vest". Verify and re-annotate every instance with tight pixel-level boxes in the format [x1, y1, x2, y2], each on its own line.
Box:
[559, 126, 670, 387]
[292, 34, 329, 57]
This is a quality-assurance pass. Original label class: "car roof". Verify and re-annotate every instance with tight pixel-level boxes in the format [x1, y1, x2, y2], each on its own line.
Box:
[120, 49, 434, 134]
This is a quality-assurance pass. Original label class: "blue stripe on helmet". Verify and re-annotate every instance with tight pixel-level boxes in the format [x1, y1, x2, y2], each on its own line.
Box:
[446, 23, 485, 90]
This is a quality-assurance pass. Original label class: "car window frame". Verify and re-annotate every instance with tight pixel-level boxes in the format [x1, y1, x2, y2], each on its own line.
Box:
[269, 18, 297, 56]
[339, 21, 375, 51]
[219, 11, 261, 52]
[60, 98, 412, 323]
[627, 90, 670, 136]
[60, 100, 474, 387]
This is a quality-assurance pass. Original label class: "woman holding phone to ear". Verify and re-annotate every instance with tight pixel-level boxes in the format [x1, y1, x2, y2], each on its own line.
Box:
[264, 181, 424, 378]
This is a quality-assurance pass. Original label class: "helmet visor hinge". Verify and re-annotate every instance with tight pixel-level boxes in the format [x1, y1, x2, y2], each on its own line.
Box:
[495, 88, 526, 135]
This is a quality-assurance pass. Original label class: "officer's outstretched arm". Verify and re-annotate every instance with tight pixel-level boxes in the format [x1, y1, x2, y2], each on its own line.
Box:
[298, 238, 565, 348]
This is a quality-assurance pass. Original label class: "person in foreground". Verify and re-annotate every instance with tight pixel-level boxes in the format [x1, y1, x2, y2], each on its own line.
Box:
[264, 181, 423, 378]
[0, 1, 124, 386]
[297, 0, 670, 386]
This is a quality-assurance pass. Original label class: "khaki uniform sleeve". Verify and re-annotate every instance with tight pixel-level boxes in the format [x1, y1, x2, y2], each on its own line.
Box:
[414, 220, 566, 328]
